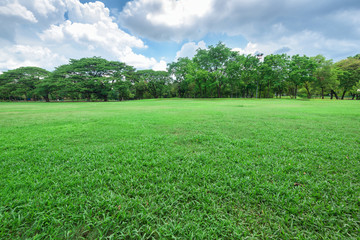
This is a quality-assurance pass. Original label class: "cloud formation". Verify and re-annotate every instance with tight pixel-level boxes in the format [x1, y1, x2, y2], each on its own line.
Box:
[1, 0, 359, 72]
[120, 0, 213, 42]
[120, 0, 360, 59]
[0, 45, 68, 71]
[175, 41, 206, 60]
[0, 0, 166, 72]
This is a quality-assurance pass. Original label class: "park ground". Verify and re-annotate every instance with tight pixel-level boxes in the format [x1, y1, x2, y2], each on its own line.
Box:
[0, 99, 359, 239]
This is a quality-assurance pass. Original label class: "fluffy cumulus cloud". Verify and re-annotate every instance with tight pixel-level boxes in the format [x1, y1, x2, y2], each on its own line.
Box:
[175, 41, 206, 60]
[1, 0, 359, 72]
[0, 45, 68, 70]
[0, 1, 37, 23]
[232, 42, 259, 56]
[120, 0, 360, 60]
[0, 0, 166, 72]
[120, 0, 214, 42]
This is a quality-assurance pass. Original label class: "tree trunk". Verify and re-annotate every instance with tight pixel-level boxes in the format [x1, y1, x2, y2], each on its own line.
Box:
[330, 90, 339, 100]
[341, 90, 346, 100]
[258, 85, 261, 99]
[104, 95, 108, 102]
[321, 87, 324, 99]
[294, 85, 298, 99]
[256, 82, 258, 98]
[43, 95, 50, 102]
[304, 85, 311, 99]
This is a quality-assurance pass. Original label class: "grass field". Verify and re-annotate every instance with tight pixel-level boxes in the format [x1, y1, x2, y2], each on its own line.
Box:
[0, 99, 359, 239]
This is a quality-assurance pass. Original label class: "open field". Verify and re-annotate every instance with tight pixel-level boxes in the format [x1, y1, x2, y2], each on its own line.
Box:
[0, 99, 359, 239]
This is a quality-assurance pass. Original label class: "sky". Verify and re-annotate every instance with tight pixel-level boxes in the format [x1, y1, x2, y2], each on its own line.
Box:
[0, 0, 359, 73]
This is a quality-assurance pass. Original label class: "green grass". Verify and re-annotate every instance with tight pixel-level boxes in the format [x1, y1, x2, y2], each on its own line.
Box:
[0, 99, 359, 239]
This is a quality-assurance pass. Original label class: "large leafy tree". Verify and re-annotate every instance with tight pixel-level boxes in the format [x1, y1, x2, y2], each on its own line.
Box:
[312, 55, 334, 99]
[289, 55, 317, 99]
[112, 65, 137, 101]
[0, 67, 50, 101]
[0, 70, 19, 100]
[137, 70, 170, 98]
[52, 57, 128, 101]
[226, 54, 247, 98]
[262, 54, 290, 98]
[168, 57, 194, 97]
[336, 56, 360, 99]
[194, 42, 234, 98]
[240, 55, 261, 98]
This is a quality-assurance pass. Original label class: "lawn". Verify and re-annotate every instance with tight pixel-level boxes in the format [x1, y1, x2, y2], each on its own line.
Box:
[0, 99, 359, 239]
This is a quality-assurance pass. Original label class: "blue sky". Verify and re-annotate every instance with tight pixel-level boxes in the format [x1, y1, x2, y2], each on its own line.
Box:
[0, 0, 359, 72]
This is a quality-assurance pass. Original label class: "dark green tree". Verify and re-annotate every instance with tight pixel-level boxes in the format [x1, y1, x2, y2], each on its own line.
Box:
[0, 67, 50, 101]
[336, 56, 360, 99]
[137, 70, 170, 98]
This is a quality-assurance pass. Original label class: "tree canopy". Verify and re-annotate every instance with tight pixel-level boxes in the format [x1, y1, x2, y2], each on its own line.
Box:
[1, 43, 359, 101]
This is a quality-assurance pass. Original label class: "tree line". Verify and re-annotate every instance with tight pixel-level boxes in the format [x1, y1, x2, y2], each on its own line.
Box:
[1, 42, 359, 101]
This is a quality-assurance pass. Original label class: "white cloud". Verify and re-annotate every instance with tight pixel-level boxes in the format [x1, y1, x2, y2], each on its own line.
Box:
[114, 46, 167, 71]
[0, 1, 37, 22]
[152, 60, 167, 71]
[144, 0, 213, 27]
[232, 42, 259, 55]
[120, 0, 214, 42]
[0, 0, 166, 71]
[119, 0, 360, 60]
[65, 0, 112, 24]
[175, 41, 206, 60]
[232, 30, 359, 60]
[32, 0, 62, 17]
[0, 45, 68, 71]
[40, 20, 145, 49]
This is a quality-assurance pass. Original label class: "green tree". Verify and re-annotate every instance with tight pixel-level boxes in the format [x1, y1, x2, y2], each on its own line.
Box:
[262, 54, 289, 98]
[240, 55, 260, 98]
[312, 55, 336, 99]
[53, 57, 129, 101]
[112, 64, 136, 101]
[194, 42, 234, 98]
[289, 55, 317, 99]
[168, 57, 193, 97]
[137, 70, 170, 98]
[0, 67, 50, 101]
[226, 54, 247, 98]
[336, 56, 360, 99]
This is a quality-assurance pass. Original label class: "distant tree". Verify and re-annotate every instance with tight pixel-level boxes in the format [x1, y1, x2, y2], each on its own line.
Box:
[137, 70, 170, 98]
[349, 80, 360, 100]
[262, 54, 290, 98]
[52, 57, 129, 101]
[0, 67, 50, 101]
[240, 55, 260, 98]
[312, 55, 335, 99]
[289, 55, 317, 99]
[168, 57, 194, 97]
[226, 54, 246, 98]
[112, 65, 136, 101]
[336, 56, 360, 99]
[194, 42, 234, 98]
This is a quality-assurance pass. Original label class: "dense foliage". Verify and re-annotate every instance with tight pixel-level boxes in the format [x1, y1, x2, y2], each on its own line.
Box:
[1, 43, 359, 101]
